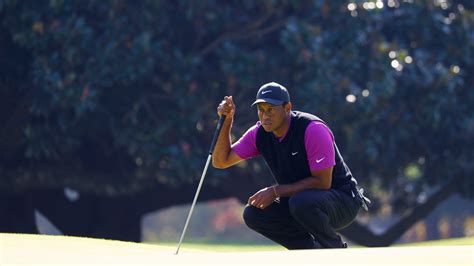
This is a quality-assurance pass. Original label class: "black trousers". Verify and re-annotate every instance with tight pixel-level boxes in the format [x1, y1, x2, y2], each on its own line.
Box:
[243, 189, 361, 249]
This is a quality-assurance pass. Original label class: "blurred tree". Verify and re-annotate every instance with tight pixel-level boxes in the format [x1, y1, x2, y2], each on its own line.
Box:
[0, 0, 472, 245]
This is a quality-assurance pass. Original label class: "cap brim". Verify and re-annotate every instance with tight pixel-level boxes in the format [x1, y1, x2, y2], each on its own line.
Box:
[251, 98, 285, 106]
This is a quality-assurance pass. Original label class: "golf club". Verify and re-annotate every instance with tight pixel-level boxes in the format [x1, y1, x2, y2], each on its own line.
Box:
[175, 115, 226, 255]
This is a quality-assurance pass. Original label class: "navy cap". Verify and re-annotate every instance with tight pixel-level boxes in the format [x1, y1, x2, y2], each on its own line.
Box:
[251, 82, 290, 106]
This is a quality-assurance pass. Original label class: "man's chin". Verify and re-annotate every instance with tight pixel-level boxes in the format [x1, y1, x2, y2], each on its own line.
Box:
[262, 124, 273, 132]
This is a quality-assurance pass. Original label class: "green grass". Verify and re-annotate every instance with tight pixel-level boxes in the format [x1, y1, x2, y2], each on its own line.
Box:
[150, 236, 474, 252]
[153, 240, 284, 252]
[3, 233, 473, 265]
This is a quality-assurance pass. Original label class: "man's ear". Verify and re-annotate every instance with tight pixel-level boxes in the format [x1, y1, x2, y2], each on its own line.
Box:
[285, 102, 292, 113]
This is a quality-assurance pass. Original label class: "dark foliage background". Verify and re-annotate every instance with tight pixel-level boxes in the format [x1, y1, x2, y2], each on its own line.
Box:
[0, 0, 472, 243]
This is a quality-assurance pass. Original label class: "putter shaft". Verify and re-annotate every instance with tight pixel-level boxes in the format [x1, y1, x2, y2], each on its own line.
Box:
[175, 155, 211, 255]
[175, 115, 226, 255]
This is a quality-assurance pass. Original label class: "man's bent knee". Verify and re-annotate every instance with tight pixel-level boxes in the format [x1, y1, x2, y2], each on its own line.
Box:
[242, 204, 261, 229]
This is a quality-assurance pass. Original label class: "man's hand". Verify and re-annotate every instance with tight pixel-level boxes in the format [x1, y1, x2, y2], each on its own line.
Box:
[217, 96, 235, 119]
[248, 187, 278, 209]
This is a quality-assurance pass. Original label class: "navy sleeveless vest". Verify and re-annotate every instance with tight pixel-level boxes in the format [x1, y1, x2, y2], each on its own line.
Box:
[255, 111, 358, 192]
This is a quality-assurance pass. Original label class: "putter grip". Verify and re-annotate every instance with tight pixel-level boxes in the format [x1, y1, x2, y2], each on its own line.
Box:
[209, 115, 226, 155]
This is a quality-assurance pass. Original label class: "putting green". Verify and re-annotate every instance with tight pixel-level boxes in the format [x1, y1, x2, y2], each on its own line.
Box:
[1, 233, 472, 265]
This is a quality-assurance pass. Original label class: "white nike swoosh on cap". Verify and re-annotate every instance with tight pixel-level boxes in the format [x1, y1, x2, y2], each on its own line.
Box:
[316, 157, 326, 163]
[261, 90, 272, 94]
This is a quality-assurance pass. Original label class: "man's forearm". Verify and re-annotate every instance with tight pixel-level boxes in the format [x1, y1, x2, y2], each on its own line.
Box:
[274, 176, 330, 197]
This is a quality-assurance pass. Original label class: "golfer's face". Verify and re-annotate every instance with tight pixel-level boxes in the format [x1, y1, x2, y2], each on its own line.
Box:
[257, 103, 287, 132]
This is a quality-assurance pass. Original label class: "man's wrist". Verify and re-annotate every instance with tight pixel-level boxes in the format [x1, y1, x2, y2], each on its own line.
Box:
[272, 185, 280, 203]
[223, 114, 234, 124]
[272, 185, 279, 198]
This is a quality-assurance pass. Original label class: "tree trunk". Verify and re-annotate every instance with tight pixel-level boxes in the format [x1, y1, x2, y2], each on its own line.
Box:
[339, 179, 459, 246]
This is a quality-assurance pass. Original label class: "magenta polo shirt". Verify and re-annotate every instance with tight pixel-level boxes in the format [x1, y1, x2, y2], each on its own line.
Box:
[232, 120, 336, 172]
